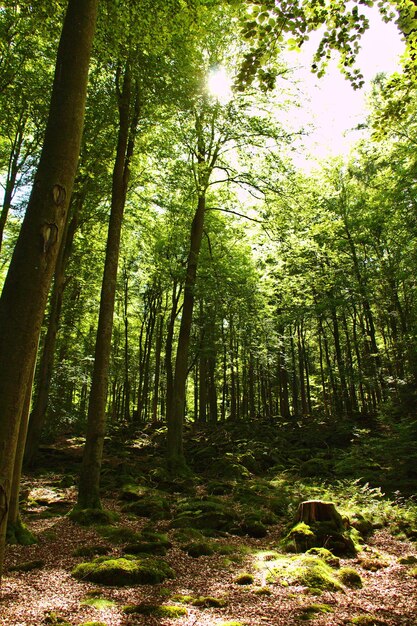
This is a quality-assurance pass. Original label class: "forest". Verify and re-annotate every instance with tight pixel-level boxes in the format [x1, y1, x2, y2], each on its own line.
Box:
[1, 1, 417, 625]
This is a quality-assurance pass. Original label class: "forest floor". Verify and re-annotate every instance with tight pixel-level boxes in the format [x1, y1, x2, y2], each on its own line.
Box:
[1, 426, 417, 626]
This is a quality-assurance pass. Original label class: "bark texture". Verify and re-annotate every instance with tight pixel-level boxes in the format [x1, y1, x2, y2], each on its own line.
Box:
[0, 0, 98, 577]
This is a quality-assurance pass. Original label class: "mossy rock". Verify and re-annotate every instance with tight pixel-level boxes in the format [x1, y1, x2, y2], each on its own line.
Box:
[173, 527, 205, 543]
[119, 483, 153, 501]
[121, 497, 170, 520]
[349, 512, 374, 538]
[298, 603, 334, 620]
[172, 496, 237, 532]
[305, 548, 340, 568]
[72, 544, 110, 557]
[72, 555, 175, 586]
[80, 596, 117, 609]
[6, 519, 37, 545]
[398, 555, 417, 565]
[237, 517, 267, 538]
[95, 524, 141, 544]
[349, 616, 388, 625]
[266, 554, 343, 591]
[192, 595, 228, 608]
[124, 541, 168, 556]
[68, 507, 118, 526]
[9, 559, 44, 572]
[234, 573, 254, 585]
[123, 603, 187, 617]
[339, 566, 363, 588]
[183, 541, 216, 557]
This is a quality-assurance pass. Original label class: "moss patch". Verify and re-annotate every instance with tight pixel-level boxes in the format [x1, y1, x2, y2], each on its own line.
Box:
[68, 507, 118, 526]
[284, 519, 356, 556]
[72, 555, 175, 586]
[339, 566, 363, 588]
[298, 603, 334, 620]
[123, 603, 187, 617]
[264, 554, 343, 591]
[9, 559, 44, 572]
[6, 518, 37, 546]
[95, 524, 141, 544]
[234, 573, 254, 585]
[80, 596, 117, 610]
[72, 544, 110, 557]
[349, 616, 388, 625]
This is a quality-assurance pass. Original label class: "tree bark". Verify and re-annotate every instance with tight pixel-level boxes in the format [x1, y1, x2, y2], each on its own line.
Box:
[77, 61, 139, 509]
[168, 194, 206, 470]
[0, 0, 98, 578]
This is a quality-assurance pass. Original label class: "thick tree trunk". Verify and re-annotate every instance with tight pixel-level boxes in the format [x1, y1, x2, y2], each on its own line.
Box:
[24, 207, 78, 466]
[78, 62, 139, 509]
[0, 0, 98, 578]
[168, 194, 206, 470]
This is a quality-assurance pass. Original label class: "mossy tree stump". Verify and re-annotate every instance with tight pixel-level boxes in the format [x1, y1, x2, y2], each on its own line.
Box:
[286, 500, 356, 556]
[296, 501, 344, 528]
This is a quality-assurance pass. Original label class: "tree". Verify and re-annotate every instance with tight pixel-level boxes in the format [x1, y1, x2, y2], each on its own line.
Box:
[0, 0, 99, 578]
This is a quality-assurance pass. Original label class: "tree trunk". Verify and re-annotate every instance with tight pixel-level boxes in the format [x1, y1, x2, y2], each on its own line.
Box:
[168, 194, 206, 470]
[0, 0, 98, 578]
[77, 61, 139, 509]
[24, 204, 79, 466]
[296, 500, 343, 528]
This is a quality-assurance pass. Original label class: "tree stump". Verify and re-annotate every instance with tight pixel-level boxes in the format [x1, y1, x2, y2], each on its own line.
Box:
[296, 500, 344, 529]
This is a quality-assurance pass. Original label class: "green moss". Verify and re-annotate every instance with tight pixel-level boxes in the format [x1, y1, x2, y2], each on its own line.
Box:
[171, 594, 195, 604]
[123, 603, 187, 617]
[339, 567, 363, 588]
[9, 559, 44, 572]
[183, 540, 215, 557]
[173, 527, 205, 543]
[172, 496, 237, 532]
[254, 586, 272, 595]
[95, 524, 141, 544]
[265, 555, 343, 591]
[6, 518, 37, 545]
[72, 545, 110, 557]
[121, 497, 170, 520]
[191, 596, 227, 607]
[398, 555, 417, 565]
[124, 541, 168, 556]
[298, 603, 334, 620]
[349, 615, 387, 625]
[72, 555, 175, 586]
[284, 519, 357, 556]
[234, 573, 254, 585]
[80, 596, 117, 609]
[43, 612, 71, 624]
[79, 623, 108, 626]
[218, 622, 244, 626]
[68, 507, 118, 526]
[408, 566, 417, 577]
[305, 547, 339, 568]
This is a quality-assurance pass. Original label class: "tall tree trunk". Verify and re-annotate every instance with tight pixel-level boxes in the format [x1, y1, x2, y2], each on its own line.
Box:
[152, 311, 164, 422]
[168, 194, 206, 470]
[24, 202, 79, 466]
[78, 61, 139, 509]
[0, 0, 98, 578]
[165, 281, 181, 423]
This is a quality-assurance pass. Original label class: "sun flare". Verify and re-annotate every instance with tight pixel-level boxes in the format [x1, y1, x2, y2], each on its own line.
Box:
[207, 67, 233, 103]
